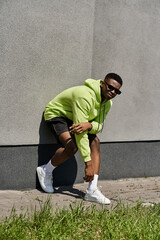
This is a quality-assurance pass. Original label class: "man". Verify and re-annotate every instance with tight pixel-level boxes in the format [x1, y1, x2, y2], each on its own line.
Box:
[37, 73, 123, 204]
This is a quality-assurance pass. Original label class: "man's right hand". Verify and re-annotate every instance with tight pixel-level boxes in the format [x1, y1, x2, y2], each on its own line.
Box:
[69, 122, 92, 135]
[83, 161, 94, 182]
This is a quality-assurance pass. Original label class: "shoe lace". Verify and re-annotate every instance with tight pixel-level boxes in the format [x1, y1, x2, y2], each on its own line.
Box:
[95, 188, 105, 198]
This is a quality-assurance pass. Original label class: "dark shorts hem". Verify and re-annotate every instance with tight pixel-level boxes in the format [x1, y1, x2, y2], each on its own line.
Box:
[46, 117, 73, 137]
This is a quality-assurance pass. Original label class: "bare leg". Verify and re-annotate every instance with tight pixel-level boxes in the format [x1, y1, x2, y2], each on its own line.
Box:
[51, 131, 78, 166]
[89, 135, 100, 175]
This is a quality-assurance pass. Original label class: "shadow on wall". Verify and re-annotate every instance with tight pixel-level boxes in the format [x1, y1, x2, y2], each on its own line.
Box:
[37, 113, 78, 190]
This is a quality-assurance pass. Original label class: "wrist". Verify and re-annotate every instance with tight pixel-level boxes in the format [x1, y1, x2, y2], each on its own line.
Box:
[88, 122, 92, 131]
[85, 161, 92, 167]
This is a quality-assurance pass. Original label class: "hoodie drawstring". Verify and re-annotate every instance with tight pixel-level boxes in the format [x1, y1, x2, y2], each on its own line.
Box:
[96, 104, 101, 133]
[100, 105, 105, 133]
[97, 104, 106, 133]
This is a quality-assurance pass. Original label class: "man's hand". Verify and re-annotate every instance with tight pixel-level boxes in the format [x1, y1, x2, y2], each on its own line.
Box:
[69, 122, 92, 135]
[83, 161, 94, 182]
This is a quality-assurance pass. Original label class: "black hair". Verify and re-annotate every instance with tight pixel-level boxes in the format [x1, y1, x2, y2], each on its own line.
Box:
[104, 73, 123, 86]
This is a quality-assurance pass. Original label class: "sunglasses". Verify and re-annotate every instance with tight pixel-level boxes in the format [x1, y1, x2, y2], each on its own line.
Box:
[104, 81, 121, 95]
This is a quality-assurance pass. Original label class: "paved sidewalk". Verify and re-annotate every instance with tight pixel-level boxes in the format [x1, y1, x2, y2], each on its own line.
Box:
[0, 177, 160, 221]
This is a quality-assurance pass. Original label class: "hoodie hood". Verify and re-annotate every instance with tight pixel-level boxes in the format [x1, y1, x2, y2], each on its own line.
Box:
[84, 79, 102, 103]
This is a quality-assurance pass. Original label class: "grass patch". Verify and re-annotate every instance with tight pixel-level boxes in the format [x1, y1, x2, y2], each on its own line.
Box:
[0, 198, 160, 240]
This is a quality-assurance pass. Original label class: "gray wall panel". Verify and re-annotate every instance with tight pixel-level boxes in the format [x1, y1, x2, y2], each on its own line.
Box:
[0, 0, 95, 145]
[1, 141, 160, 190]
[1, 0, 160, 145]
[93, 0, 160, 142]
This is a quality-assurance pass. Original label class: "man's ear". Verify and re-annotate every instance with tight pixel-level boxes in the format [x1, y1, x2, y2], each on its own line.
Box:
[100, 80, 105, 87]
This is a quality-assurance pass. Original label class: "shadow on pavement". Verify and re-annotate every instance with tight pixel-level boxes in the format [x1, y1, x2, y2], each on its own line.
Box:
[54, 186, 85, 199]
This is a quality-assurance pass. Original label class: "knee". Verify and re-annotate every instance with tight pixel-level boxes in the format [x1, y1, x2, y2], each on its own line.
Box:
[91, 136, 100, 150]
[93, 136, 100, 144]
[64, 140, 78, 157]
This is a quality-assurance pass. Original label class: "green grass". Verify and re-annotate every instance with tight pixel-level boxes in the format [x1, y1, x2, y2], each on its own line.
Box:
[0, 198, 160, 240]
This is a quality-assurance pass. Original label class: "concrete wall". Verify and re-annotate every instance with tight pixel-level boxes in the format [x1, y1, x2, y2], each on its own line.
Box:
[1, 0, 160, 189]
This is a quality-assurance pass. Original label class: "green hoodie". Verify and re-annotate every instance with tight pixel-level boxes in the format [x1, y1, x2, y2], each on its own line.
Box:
[44, 79, 112, 162]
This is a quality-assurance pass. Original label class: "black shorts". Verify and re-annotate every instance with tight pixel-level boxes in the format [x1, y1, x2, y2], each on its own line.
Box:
[46, 117, 73, 137]
[46, 117, 96, 142]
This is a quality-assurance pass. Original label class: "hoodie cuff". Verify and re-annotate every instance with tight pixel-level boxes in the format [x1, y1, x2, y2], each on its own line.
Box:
[83, 156, 91, 163]
[88, 122, 101, 134]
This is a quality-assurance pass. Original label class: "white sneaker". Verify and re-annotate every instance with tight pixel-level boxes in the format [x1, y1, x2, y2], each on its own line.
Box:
[84, 188, 111, 205]
[37, 165, 54, 193]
